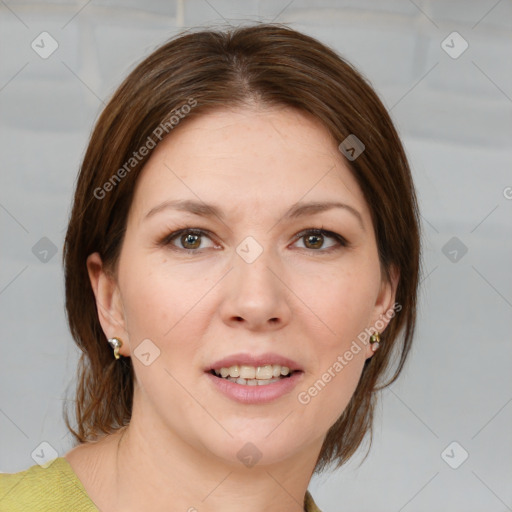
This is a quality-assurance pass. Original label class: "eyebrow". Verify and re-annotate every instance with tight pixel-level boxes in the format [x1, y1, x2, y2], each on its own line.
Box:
[144, 199, 365, 230]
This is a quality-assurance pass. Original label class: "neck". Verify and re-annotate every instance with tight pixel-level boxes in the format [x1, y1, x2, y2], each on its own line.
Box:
[108, 400, 322, 512]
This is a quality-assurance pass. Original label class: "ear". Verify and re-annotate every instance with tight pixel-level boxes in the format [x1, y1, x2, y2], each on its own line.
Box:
[365, 264, 400, 359]
[86, 252, 130, 357]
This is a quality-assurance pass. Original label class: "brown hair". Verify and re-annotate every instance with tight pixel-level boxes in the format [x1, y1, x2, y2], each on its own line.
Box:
[63, 23, 422, 473]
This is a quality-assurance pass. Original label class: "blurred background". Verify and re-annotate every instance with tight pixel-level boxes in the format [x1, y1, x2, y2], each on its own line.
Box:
[1, 1, 511, 511]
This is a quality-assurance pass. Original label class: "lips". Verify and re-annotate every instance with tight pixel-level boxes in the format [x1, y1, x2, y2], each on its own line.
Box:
[204, 352, 304, 403]
[205, 369, 304, 404]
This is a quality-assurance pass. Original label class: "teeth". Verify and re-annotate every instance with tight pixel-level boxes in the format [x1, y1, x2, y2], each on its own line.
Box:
[226, 376, 282, 386]
[214, 364, 294, 382]
[240, 365, 256, 379]
[257, 378, 280, 385]
[229, 365, 240, 378]
[256, 365, 273, 380]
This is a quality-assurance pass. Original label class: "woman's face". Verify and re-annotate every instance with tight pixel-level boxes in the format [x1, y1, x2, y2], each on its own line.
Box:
[90, 106, 398, 467]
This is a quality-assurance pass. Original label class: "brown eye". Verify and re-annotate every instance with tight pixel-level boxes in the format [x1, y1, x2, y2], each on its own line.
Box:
[293, 228, 347, 252]
[180, 232, 201, 249]
[304, 233, 324, 249]
[162, 228, 217, 252]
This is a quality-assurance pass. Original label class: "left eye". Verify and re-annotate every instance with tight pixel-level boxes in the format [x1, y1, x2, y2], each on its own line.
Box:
[292, 229, 346, 251]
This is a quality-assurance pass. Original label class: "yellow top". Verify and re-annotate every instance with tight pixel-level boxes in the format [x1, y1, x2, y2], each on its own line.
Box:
[0, 457, 322, 511]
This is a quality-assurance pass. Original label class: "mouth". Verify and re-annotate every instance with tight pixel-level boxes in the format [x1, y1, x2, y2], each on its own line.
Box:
[209, 364, 299, 386]
[205, 357, 304, 404]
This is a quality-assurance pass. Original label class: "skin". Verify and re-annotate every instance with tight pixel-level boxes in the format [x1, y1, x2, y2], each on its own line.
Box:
[65, 105, 398, 512]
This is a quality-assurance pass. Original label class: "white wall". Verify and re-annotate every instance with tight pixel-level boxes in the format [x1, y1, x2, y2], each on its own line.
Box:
[1, 1, 511, 511]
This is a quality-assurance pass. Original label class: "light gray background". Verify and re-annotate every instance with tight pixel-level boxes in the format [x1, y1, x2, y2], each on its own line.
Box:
[1, 1, 511, 511]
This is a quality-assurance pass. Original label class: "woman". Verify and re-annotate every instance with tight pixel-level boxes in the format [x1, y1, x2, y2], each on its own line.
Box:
[0, 23, 421, 511]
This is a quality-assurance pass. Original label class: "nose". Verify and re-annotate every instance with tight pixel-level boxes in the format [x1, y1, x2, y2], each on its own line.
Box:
[219, 247, 292, 332]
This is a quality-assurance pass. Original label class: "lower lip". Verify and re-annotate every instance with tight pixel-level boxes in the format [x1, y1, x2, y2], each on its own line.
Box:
[205, 371, 304, 404]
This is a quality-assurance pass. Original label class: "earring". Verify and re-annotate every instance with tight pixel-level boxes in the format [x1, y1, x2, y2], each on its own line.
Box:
[108, 337, 123, 359]
[370, 332, 381, 352]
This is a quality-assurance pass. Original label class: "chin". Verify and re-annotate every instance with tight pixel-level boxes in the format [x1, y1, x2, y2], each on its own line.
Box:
[204, 425, 312, 469]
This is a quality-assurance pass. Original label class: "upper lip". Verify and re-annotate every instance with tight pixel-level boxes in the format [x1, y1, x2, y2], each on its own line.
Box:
[207, 353, 303, 372]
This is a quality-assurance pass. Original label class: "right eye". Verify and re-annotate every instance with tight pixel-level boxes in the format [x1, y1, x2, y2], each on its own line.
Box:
[161, 228, 219, 252]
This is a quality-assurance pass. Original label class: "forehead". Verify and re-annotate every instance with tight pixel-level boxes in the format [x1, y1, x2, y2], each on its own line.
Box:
[129, 106, 369, 225]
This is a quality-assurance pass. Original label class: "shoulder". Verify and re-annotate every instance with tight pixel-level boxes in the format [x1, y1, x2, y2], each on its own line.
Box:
[0, 457, 98, 512]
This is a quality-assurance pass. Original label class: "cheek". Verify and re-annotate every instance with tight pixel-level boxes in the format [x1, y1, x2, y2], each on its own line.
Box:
[119, 252, 217, 350]
[298, 334, 368, 434]
[304, 263, 378, 347]
[121, 266, 171, 340]
[293, 263, 377, 425]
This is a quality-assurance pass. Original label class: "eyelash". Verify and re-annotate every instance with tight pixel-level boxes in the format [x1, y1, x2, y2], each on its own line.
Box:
[158, 226, 349, 254]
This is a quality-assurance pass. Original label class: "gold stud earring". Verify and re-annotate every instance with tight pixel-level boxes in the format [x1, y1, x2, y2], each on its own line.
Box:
[108, 337, 123, 359]
[370, 332, 381, 352]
